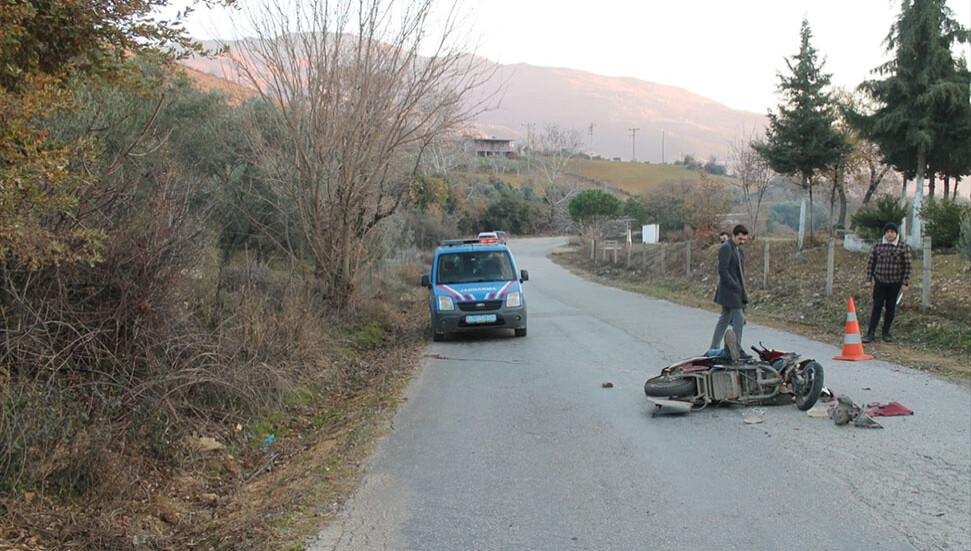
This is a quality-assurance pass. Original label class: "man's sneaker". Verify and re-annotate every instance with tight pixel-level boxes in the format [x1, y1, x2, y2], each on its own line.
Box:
[862, 334, 875, 343]
[882, 333, 893, 342]
[739, 352, 754, 361]
[724, 328, 741, 363]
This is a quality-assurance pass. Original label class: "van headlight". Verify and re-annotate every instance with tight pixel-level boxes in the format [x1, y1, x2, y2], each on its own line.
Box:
[437, 295, 455, 311]
[505, 291, 521, 308]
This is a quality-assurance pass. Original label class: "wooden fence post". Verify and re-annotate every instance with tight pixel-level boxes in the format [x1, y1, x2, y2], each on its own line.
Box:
[825, 237, 835, 296]
[762, 240, 769, 290]
[922, 237, 932, 311]
[685, 241, 691, 277]
[626, 244, 631, 268]
[592, 240, 597, 263]
[660, 243, 666, 274]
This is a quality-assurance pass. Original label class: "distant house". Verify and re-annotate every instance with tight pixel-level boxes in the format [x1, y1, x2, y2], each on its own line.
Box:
[465, 138, 517, 158]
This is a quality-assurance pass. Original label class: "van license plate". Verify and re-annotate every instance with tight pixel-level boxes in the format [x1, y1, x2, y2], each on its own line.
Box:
[466, 314, 497, 324]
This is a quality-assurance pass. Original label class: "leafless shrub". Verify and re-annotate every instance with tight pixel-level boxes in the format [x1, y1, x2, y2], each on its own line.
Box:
[227, 0, 500, 309]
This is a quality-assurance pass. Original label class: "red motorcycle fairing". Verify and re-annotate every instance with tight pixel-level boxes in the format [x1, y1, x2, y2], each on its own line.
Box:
[663, 357, 719, 373]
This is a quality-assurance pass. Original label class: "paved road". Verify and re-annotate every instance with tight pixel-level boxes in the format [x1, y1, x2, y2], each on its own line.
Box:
[310, 237, 971, 551]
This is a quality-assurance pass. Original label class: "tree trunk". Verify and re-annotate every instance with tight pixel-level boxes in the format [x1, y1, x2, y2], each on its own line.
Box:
[837, 184, 847, 229]
[860, 160, 889, 208]
[805, 174, 815, 246]
[910, 146, 926, 248]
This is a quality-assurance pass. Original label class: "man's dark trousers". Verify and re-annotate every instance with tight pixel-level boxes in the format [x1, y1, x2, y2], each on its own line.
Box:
[868, 280, 903, 336]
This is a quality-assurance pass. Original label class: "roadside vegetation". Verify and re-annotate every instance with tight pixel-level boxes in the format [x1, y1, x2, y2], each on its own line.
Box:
[550, 237, 970, 379]
[1, 0, 968, 550]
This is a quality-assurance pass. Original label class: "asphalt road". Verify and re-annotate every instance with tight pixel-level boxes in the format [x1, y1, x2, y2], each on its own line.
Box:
[309, 236, 971, 551]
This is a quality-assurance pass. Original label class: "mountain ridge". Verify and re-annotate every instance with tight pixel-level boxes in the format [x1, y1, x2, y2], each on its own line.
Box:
[181, 51, 767, 163]
[473, 62, 766, 162]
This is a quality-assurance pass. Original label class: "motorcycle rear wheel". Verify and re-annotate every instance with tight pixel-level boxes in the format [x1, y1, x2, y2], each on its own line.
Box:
[793, 361, 824, 411]
[644, 375, 695, 398]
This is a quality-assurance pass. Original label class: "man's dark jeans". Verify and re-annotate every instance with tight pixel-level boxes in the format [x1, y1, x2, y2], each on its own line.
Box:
[867, 280, 903, 336]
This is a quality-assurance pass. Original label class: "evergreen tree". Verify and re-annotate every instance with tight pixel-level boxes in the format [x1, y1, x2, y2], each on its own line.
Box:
[568, 189, 622, 240]
[754, 19, 851, 247]
[857, 0, 970, 244]
[930, 56, 971, 198]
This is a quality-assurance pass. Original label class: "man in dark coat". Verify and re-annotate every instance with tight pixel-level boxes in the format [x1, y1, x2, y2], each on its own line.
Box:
[710, 224, 750, 353]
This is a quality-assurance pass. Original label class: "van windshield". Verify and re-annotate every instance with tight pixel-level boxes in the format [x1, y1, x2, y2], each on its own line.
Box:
[436, 251, 515, 284]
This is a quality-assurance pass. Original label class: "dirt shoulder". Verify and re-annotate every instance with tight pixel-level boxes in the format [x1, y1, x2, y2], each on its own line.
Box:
[0, 291, 431, 551]
[549, 238, 970, 380]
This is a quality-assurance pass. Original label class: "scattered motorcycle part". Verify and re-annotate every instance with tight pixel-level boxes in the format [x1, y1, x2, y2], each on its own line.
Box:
[647, 397, 694, 416]
[853, 411, 883, 429]
[832, 395, 857, 425]
[807, 403, 830, 418]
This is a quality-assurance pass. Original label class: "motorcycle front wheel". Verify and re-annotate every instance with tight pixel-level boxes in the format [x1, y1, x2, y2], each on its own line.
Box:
[644, 375, 695, 398]
[793, 361, 824, 410]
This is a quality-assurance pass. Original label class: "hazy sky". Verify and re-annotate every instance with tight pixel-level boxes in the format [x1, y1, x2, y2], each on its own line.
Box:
[174, 0, 970, 114]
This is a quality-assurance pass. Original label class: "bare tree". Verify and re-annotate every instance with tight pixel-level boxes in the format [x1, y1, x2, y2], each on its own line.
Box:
[728, 130, 773, 232]
[229, 0, 498, 308]
[533, 123, 582, 230]
[684, 173, 734, 234]
[424, 129, 470, 178]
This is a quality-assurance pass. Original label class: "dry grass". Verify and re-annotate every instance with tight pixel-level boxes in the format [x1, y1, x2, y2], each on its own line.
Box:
[567, 158, 728, 195]
[0, 257, 431, 550]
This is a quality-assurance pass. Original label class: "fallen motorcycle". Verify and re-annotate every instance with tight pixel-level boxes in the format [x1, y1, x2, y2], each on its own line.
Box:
[644, 334, 824, 414]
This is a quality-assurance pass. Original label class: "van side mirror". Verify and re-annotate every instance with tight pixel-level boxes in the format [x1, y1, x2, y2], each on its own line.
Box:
[420, 274, 431, 288]
[520, 269, 529, 283]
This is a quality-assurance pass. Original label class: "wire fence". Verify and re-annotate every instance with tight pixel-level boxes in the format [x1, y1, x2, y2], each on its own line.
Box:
[587, 236, 936, 310]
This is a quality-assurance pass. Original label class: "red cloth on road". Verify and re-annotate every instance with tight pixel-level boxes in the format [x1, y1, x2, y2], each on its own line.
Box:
[866, 402, 914, 417]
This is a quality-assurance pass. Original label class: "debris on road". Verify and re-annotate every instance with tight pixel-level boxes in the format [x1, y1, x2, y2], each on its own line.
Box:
[866, 402, 914, 417]
[853, 411, 883, 429]
[831, 395, 858, 425]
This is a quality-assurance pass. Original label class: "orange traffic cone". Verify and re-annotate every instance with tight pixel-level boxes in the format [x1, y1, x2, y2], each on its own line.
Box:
[834, 297, 874, 361]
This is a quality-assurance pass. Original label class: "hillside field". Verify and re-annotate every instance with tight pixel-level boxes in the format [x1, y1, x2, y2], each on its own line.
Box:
[567, 158, 703, 195]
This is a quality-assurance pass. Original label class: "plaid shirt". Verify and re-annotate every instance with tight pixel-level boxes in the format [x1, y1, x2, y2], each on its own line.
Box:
[866, 240, 912, 285]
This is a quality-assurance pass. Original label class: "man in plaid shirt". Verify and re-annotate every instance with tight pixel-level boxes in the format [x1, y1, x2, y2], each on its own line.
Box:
[863, 222, 912, 343]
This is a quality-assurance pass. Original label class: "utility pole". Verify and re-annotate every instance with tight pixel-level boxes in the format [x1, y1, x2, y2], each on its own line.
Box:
[628, 127, 639, 162]
[521, 122, 535, 149]
[521, 122, 535, 172]
[661, 130, 665, 164]
[588, 122, 595, 153]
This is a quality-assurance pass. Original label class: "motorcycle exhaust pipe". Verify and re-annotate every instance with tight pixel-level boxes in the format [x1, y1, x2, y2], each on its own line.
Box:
[756, 366, 782, 387]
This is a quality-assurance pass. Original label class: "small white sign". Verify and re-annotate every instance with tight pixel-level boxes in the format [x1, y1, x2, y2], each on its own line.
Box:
[642, 224, 659, 244]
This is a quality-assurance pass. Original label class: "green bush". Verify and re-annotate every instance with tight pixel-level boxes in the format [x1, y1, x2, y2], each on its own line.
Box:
[958, 213, 971, 261]
[851, 195, 910, 240]
[919, 199, 970, 249]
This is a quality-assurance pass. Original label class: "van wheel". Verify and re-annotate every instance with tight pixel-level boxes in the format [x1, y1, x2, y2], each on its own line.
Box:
[514, 327, 527, 337]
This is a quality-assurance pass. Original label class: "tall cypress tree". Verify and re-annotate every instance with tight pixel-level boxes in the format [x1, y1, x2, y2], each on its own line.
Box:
[755, 19, 851, 247]
[930, 56, 971, 198]
[857, 0, 970, 244]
